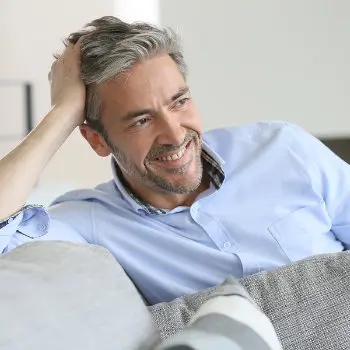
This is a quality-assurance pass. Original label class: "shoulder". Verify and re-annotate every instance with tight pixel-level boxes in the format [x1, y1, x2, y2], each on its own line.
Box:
[47, 179, 128, 218]
[45, 180, 130, 238]
[203, 121, 305, 159]
[203, 121, 301, 144]
[49, 180, 119, 206]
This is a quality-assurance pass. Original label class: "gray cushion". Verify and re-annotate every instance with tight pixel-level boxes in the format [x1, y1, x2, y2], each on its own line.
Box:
[149, 251, 350, 350]
[0, 241, 157, 350]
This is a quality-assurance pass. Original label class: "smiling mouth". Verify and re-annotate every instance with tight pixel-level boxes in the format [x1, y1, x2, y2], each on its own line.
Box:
[154, 141, 191, 162]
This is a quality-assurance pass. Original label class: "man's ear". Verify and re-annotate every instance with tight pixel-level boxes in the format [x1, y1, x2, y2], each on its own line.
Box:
[79, 124, 112, 157]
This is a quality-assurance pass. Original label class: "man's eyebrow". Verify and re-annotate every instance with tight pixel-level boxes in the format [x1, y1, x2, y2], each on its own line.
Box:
[120, 86, 190, 122]
[120, 108, 154, 122]
[166, 86, 190, 105]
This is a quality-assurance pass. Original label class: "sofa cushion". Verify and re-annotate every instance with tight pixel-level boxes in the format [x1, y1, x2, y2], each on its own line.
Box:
[0, 241, 157, 350]
[149, 251, 350, 350]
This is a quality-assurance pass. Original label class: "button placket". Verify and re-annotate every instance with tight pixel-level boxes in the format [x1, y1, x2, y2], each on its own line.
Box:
[223, 241, 232, 249]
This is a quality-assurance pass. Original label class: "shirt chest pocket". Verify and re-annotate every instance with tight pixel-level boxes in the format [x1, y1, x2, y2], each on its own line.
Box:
[268, 201, 336, 262]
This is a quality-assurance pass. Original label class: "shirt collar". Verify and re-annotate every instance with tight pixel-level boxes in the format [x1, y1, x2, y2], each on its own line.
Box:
[111, 139, 225, 215]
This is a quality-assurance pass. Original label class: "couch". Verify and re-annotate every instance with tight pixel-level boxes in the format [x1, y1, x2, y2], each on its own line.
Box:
[1, 241, 350, 349]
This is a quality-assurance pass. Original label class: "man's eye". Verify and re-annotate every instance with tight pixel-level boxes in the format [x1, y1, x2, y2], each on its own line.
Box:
[175, 97, 190, 108]
[133, 117, 150, 127]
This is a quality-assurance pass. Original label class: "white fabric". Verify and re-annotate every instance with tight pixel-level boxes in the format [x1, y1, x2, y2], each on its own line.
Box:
[191, 296, 282, 350]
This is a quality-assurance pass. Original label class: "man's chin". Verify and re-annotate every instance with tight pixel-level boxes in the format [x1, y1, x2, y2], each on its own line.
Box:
[157, 181, 201, 195]
[152, 170, 203, 194]
[145, 149, 203, 193]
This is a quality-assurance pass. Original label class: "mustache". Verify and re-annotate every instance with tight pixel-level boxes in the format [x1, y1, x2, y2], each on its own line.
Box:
[147, 130, 199, 160]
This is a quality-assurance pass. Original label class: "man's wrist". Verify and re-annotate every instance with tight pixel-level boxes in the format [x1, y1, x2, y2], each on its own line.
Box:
[48, 104, 83, 128]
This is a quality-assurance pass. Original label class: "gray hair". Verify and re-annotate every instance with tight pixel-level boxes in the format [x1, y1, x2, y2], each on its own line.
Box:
[64, 16, 187, 132]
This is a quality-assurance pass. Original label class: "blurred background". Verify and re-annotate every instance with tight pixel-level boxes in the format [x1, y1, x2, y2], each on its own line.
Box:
[1, 0, 350, 204]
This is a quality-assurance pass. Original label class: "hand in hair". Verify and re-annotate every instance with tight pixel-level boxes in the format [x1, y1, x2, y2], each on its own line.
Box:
[49, 36, 86, 126]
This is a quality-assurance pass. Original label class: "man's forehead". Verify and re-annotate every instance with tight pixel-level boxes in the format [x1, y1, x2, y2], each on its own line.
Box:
[97, 56, 188, 122]
[99, 56, 186, 107]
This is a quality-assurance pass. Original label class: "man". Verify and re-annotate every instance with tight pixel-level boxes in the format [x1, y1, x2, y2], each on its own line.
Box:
[0, 16, 349, 305]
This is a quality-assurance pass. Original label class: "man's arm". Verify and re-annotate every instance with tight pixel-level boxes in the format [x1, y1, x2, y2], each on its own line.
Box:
[0, 39, 85, 221]
[287, 123, 350, 246]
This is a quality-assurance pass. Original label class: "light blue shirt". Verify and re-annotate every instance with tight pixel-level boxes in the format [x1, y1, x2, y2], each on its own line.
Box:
[1, 121, 350, 304]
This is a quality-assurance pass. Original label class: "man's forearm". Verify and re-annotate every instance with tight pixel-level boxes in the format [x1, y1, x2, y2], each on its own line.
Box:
[0, 107, 78, 221]
[0, 39, 86, 221]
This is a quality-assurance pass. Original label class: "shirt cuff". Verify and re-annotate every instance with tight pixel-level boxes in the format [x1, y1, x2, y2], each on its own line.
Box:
[0, 205, 44, 229]
[0, 205, 48, 252]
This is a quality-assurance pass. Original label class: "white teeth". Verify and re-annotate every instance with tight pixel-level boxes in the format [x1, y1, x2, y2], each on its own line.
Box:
[157, 146, 187, 162]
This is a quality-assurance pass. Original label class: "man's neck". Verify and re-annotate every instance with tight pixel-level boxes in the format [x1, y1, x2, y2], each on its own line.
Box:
[122, 171, 210, 211]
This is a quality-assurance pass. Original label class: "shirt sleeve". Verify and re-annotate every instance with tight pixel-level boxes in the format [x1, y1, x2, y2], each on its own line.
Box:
[0, 200, 94, 253]
[288, 123, 350, 248]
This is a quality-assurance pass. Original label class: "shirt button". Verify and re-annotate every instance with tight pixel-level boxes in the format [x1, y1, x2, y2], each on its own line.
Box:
[223, 241, 231, 249]
[38, 224, 47, 232]
[191, 206, 198, 214]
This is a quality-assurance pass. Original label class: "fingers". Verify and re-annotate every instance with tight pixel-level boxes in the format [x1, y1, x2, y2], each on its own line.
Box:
[67, 35, 86, 57]
[48, 36, 85, 81]
[74, 35, 85, 50]
[49, 59, 59, 82]
[61, 42, 75, 60]
[61, 35, 85, 60]
[49, 59, 58, 82]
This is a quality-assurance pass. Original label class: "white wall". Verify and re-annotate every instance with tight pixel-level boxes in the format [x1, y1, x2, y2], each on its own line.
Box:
[0, 0, 161, 202]
[0, 0, 114, 196]
[160, 0, 350, 137]
[114, 0, 159, 24]
[2, 0, 350, 202]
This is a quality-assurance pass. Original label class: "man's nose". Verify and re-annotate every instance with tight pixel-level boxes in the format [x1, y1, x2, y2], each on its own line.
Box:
[155, 113, 186, 146]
